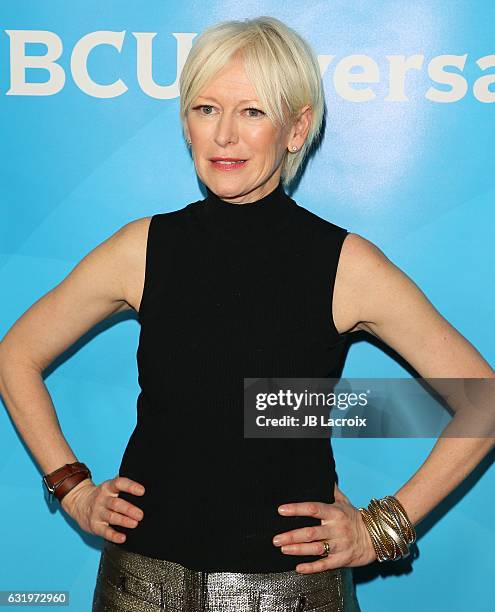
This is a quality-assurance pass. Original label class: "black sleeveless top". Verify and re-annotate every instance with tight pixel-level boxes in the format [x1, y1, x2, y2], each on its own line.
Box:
[117, 180, 350, 572]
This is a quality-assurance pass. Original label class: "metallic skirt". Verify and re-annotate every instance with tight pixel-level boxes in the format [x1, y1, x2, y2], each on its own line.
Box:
[92, 541, 361, 612]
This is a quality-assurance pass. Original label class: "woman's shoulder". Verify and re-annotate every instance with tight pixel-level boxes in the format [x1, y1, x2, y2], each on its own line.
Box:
[117, 202, 194, 244]
[340, 231, 388, 271]
[112, 207, 194, 313]
[114, 216, 153, 254]
[291, 202, 348, 234]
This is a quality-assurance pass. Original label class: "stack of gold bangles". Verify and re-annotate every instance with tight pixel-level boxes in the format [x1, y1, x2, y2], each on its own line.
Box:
[359, 495, 416, 562]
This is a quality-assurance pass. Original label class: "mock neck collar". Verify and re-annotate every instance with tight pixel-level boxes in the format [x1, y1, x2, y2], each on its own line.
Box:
[194, 181, 297, 244]
[204, 181, 288, 211]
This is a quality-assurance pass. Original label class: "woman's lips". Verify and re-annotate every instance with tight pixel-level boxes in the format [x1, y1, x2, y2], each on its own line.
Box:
[210, 160, 248, 171]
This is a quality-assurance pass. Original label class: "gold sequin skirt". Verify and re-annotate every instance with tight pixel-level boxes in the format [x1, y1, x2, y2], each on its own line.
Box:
[92, 540, 361, 611]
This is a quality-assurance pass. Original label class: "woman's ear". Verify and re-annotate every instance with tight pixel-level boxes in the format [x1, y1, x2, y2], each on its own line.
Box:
[290, 104, 312, 149]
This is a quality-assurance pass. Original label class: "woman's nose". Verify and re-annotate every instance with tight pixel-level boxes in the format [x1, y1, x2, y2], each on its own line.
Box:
[214, 113, 238, 146]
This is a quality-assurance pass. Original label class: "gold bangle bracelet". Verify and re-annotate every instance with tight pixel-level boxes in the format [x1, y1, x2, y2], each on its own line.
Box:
[359, 508, 388, 561]
[368, 500, 402, 559]
[383, 496, 416, 543]
[369, 499, 406, 558]
[359, 495, 416, 562]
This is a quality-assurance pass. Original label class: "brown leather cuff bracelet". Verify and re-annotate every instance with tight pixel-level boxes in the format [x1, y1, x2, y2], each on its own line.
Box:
[42, 461, 92, 504]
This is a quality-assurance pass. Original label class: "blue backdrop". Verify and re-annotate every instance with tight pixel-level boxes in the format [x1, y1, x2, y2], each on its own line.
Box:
[1, 1, 494, 610]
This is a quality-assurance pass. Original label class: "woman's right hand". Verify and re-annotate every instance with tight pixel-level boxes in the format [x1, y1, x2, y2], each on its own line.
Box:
[59, 475, 145, 543]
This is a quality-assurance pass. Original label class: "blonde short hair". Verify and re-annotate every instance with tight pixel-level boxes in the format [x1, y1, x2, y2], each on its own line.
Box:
[179, 16, 325, 188]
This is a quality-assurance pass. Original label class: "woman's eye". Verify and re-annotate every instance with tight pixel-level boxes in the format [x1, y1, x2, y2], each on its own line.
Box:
[196, 105, 214, 115]
[245, 107, 265, 118]
[191, 105, 264, 118]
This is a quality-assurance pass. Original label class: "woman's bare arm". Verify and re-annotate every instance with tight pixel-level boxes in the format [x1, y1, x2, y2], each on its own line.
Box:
[0, 217, 150, 504]
[339, 233, 495, 526]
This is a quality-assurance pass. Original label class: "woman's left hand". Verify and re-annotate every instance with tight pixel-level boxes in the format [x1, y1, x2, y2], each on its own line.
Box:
[272, 486, 377, 573]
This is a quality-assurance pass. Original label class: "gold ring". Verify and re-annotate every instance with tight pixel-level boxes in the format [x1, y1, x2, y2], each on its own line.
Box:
[320, 540, 331, 557]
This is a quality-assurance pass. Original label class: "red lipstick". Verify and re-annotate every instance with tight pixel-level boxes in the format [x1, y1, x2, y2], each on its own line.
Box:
[210, 157, 248, 171]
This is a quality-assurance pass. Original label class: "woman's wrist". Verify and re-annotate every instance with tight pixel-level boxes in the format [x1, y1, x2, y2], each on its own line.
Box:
[60, 478, 95, 513]
[358, 495, 416, 562]
[42, 461, 93, 506]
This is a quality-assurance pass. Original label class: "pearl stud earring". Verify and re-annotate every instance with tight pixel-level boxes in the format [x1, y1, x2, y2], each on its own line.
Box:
[290, 146, 298, 152]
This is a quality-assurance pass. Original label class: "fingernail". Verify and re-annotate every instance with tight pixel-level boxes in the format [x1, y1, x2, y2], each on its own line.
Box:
[273, 537, 282, 545]
[278, 506, 288, 513]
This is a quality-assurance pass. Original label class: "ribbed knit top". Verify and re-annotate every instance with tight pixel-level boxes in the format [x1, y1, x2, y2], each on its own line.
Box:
[116, 180, 350, 572]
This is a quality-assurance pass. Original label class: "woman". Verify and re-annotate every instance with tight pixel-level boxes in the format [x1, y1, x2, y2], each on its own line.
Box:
[1, 15, 494, 612]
